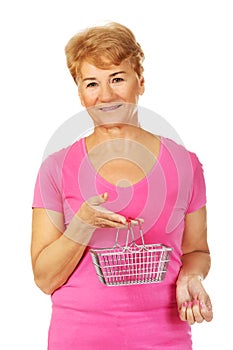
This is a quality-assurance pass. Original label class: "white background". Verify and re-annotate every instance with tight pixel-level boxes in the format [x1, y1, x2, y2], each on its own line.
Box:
[1, 1, 232, 349]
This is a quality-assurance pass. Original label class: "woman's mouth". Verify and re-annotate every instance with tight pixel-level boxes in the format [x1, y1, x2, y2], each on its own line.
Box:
[99, 104, 122, 112]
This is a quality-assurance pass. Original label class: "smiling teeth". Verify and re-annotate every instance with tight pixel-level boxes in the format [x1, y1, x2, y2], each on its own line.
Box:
[100, 104, 122, 111]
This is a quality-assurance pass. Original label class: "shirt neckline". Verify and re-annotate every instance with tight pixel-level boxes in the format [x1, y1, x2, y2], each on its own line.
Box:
[81, 135, 164, 190]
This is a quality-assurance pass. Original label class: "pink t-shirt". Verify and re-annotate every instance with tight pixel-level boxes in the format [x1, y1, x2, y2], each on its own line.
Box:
[33, 136, 206, 350]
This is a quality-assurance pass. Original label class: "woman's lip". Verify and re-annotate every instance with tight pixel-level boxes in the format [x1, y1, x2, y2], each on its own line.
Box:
[99, 104, 122, 112]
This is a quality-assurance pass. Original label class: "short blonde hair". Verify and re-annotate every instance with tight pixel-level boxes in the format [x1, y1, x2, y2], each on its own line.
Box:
[65, 22, 145, 83]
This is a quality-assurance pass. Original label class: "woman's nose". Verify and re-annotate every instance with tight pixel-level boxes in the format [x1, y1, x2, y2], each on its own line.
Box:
[99, 83, 116, 102]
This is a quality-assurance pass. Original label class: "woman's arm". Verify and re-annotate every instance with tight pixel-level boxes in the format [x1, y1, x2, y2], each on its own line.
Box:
[176, 206, 213, 324]
[31, 208, 89, 295]
[31, 193, 127, 295]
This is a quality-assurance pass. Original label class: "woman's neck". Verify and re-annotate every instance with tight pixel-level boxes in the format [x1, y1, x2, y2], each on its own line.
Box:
[87, 124, 142, 148]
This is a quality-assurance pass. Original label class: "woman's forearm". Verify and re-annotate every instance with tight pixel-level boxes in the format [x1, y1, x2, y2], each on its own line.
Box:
[33, 216, 94, 295]
[34, 235, 86, 294]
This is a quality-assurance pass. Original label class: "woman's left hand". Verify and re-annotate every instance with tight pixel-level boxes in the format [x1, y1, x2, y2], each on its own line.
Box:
[176, 275, 213, 325]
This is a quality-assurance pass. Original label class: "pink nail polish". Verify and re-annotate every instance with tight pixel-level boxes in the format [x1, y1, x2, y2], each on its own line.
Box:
[182, 302, 187, 308]
[200, 302, 205, 309]
[193, 299, 199, 306]
[187, 301, 192, 308]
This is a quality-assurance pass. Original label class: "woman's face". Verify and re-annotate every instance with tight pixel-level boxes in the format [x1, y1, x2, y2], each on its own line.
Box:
[78, 60, 144, 107]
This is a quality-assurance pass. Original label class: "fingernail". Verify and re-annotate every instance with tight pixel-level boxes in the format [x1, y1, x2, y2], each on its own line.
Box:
[193, 299, 199, 306]
[187, 301, 193, 308]
[200, 302, 205, 309]
[182, 302, 187, 308]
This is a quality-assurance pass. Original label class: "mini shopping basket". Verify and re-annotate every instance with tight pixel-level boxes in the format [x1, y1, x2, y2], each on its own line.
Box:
[90, 219, 173, 286]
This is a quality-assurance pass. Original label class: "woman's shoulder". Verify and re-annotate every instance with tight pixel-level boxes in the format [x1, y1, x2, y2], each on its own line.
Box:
[161, 136, 203, 169]
[161, 136, 193, 154]
[42, 138, 85, 167]
[160, 135, 185, 150]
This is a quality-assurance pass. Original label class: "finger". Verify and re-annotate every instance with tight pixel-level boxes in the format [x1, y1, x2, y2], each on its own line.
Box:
[200, 299, 213, 322]
[95, 210, 127, 225]
[186, 301, 195, 325]
[94, 217, 128, 228]
[179, 302, 188, 322]
[88, 195, 127, 224]
[192, 299, 204, 323]
[87, 193, 108, 206]
[86, 194, 127, 225]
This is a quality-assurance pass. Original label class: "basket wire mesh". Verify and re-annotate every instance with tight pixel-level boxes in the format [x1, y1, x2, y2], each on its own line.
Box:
[90, 219, 173, 286]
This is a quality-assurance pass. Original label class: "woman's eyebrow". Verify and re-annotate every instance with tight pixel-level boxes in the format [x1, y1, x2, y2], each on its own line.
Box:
[82, 71, 127, 82]
[110, 71, 127, 77]
[82, 77, 97, 82]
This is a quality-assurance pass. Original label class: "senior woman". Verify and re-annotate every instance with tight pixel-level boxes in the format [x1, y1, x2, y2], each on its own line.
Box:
[31, 22, 213, 349]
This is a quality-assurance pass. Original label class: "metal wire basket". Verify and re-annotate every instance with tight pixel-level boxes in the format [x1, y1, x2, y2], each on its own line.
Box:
[90, 219, 173, 286]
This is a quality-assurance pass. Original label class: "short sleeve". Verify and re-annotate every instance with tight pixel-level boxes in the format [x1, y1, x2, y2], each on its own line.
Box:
[186, 152, 207, 213]
[32, 153, 64, 213]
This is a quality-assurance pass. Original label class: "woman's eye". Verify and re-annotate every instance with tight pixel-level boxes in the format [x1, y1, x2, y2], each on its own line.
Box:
[86, 82, 97, 88]
[112, 77, 124, 83]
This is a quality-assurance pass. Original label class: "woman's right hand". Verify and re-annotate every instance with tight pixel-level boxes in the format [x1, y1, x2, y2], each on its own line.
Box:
[64, 192, 127, 244]
[76, 192, 127, 228]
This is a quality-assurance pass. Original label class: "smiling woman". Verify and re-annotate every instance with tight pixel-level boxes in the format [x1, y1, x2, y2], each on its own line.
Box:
[31, 22, 213, 350]
[78, 61, 144, 106]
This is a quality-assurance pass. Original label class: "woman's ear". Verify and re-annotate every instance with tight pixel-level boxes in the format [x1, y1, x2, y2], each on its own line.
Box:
[139, 76, 145, 95]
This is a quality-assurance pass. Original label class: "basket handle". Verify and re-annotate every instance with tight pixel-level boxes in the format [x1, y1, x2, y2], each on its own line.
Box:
[114, 218, 145, 248]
